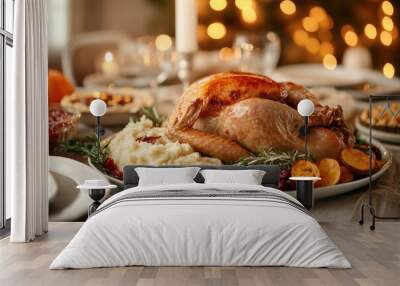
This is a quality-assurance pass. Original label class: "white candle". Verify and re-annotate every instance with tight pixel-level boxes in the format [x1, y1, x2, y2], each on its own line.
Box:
[175, 0, 198, 53]
[101, 51, 119, 76]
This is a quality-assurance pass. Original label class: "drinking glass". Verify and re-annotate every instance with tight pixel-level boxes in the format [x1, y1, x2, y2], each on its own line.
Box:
[119, 36, 174, 98]
[233, 32, 281, 75]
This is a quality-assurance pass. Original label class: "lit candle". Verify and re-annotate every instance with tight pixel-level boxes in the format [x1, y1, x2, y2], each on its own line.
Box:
[101, 51, 119, 76]
[175, 0, 198, 53]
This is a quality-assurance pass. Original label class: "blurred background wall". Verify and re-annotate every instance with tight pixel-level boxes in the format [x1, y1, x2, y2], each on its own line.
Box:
[48, 0, 174, 69]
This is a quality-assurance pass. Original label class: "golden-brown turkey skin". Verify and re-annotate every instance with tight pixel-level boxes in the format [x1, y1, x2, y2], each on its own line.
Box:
[168, 72, 283, 130]
[216, 98, 305, 153]
[216, 98, 347, 161]
[170, 128, 251, 163]
[167, 72, 354, 163]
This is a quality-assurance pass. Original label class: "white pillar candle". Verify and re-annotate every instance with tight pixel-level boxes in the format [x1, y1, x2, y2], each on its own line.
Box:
[175, 0, 198, 53]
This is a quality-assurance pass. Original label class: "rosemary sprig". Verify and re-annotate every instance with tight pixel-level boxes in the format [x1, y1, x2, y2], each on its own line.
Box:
[57, 107, 163, 170]
[57, 137, 110, 172]
[141, 106, 163, 127]
[237, 149, 306, 169]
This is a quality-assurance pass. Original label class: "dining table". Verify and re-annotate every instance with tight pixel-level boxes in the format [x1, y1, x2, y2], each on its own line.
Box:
[51, 62, 400, 223]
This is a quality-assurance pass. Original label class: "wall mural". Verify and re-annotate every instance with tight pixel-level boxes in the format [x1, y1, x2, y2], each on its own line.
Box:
[47, 0, 399, 222]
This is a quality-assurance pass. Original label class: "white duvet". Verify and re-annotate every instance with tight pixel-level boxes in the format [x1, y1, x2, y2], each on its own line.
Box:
[50, 183, 351, 269]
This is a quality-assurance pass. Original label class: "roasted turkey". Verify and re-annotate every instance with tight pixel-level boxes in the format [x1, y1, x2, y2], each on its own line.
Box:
[167, 72, 354, 163]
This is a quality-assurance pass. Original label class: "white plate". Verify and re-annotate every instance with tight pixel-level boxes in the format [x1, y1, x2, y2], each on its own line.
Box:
[286, 135, 392, 199]
[89, 136, 391, 201]
[49, 156, 110, 221]
[355, 117, 400, 144]
[272, 64, 365, 87]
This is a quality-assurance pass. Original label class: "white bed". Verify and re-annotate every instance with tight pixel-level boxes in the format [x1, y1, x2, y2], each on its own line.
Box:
[50, 183, 350, 269]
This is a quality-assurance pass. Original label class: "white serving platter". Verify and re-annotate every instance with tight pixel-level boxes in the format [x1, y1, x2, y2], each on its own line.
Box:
[355, 117, 400, 144]
[49, 156, 110, 221]
[89, 135, 391, 201]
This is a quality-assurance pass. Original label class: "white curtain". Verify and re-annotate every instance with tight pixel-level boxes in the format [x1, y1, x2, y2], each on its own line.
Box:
[8, 0, 48, 242]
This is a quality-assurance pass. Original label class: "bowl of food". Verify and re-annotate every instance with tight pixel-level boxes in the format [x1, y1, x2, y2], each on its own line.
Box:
[60, 87, 155, 126]
[49, 104, 81, 150]
[355, 102, 400, 144]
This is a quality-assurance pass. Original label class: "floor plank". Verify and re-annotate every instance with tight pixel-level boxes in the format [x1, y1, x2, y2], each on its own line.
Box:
[0, 222, 399, 286]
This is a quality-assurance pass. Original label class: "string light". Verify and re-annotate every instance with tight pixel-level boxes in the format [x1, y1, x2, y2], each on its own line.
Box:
[382, 16, 394, 31]
[383, 63, 395, 78]
[364, 24, 377, 39]
[209, 0, 227, 11]
[380, 30, 393, 46]
[381, 1, 394, 16]
[302, 17, 318, 32]
[207, 22, 226, 39]
[280, 0, 296, 15]
[323, 54, 337, 70]
[344, 31, 358, 47]
[293, 30, 309, 46]
[155, 34, 172, 51]
[241, 8, 257, 23]
[235, 0, 253, 10]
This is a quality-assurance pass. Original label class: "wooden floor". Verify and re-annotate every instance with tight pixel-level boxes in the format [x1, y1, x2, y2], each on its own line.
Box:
[0, 222, 399, 286]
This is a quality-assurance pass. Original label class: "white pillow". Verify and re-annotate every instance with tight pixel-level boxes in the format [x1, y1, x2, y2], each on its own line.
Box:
[135, 167, 200, 186]
[200, 169, 266, 185]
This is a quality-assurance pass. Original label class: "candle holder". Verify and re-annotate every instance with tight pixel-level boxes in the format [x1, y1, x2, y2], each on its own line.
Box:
[177, 52, 195, 90]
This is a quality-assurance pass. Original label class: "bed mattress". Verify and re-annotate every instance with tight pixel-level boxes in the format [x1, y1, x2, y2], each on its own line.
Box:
[50, 183, 350, 269]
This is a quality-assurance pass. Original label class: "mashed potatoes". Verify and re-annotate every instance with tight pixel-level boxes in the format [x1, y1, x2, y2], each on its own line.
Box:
[108, 117, 222, 169]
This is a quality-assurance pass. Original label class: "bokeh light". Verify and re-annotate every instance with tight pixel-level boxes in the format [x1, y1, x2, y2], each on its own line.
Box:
[320, 41, 334, 56]
[207, 22, 227, 39]
[209, 0, 227, 11]
[219, 47, 234, 60]
[364, 24, 377, 39]
[310, 6, 326, 22]
[280, 0, 296, 15]
[344, 31, 358, 47]
[235, 0, 253, 10]
[302, 17, 318, 32]
[381, 1, 394, 16]
[323, 54, 337, 70]
[380, 30, 393, 46]
[341, 25, 353, 37]
[382, 16, 394, 31]
[293, 30, 309, 46]
[305, 37, 320, 54]
[383, 63, 395, 78]
[155, 34, 172, 51]
[241, 8, 257, 23]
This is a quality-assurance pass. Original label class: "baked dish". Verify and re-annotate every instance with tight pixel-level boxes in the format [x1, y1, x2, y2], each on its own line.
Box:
[48, 104, 80, 149]
[61, 87, 154, 114]
[359, 102, 400, 133]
